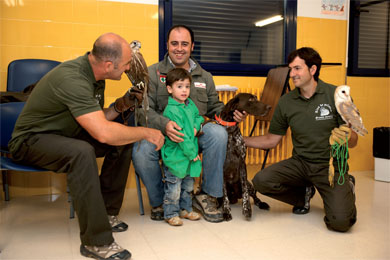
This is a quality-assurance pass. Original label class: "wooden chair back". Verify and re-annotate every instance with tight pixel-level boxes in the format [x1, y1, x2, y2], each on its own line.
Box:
[257, 66, 290, 122]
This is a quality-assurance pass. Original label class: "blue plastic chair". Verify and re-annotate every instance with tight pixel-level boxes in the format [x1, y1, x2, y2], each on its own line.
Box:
[3, 58, 73, 218]
[0, 102, 75, 218]
[7, 59, 60, 92]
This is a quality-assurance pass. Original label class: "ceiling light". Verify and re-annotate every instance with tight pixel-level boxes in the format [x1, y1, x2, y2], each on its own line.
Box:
[255, 15, 283, 27]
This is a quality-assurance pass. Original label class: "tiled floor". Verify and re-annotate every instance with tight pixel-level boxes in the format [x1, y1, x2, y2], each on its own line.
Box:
[0, 170, 389, 260]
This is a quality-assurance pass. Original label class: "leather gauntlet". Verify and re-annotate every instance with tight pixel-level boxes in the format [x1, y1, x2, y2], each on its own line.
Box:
[114, 87, 144, 113]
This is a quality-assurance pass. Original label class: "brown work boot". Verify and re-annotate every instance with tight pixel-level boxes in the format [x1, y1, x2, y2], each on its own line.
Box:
[193, 194, 223, 223]
[80, 241, 131, 260]
[108, 215, 128, 232]
[150, 205, 164, 221]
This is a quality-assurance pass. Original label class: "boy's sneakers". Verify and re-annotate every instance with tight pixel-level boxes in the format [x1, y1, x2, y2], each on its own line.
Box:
[292, 186, 316, 215]
[165, 216, 183, 226]
[180, 209, 201, 221]
[108, 215, 128, 232]
[193, 193, 223, 223]
[80, 242, 131, 260]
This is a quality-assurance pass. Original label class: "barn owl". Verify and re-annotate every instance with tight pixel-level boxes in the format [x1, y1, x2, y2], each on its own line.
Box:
[329, 85, 367, 187]
[334, 85, 368, 136]
[125, 40, 149, 125]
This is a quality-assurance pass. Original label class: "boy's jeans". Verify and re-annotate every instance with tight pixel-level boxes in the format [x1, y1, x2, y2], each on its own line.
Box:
[163, 167, 194, 219]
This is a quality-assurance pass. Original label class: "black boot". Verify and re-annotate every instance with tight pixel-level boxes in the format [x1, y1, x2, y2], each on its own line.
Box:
[292, 186, 316, 215]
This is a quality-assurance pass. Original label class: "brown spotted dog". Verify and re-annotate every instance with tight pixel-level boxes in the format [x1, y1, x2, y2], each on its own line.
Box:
[216, 93, 271, 221]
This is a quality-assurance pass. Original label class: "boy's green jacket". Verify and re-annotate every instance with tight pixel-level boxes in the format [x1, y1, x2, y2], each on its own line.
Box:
[161, 97, 204, 178]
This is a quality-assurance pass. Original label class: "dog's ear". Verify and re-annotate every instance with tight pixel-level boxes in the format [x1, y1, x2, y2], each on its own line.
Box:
[221, 95, 242, 120]
[224, 95, 240, 112]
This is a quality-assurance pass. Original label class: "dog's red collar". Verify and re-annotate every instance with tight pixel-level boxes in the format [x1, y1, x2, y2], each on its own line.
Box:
[215, 114, 237, 127]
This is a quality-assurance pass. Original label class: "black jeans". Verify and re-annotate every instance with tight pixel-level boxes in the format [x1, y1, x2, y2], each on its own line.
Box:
[252, 156, 357, 232]
[12, 130, 132, 246]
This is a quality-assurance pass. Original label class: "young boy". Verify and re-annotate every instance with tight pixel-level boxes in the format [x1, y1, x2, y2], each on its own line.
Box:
[161, 68, 204, 226]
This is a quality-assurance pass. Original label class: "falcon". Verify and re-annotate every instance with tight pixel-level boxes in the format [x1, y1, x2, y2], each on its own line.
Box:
[334, 85, 368, 136]
[125, 40, 149, 125]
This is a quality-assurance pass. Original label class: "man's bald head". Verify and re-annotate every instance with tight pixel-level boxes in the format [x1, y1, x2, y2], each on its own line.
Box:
[92, 33, 129, 68]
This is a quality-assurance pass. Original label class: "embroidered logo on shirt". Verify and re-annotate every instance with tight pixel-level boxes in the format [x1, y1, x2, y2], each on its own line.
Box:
[95, 93, 102, 104]
[160, 75, 166, 83]
[314, 104, 333, 121]
[194, 82, 206, 89]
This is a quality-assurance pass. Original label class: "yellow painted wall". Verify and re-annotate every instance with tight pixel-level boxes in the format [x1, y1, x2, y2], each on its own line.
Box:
[296, 17, 348, 86]
[1, 1, 388, 198]
[346, 77, 390, 171]
[0, 0, 159, 104]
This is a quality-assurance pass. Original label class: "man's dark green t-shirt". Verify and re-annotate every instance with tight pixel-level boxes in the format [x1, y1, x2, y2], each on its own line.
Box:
[9, 53, 105, 154]
[269, 79, 344, 163]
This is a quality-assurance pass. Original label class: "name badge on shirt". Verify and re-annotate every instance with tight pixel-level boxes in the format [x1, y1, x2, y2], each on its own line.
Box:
[194, 82, 206, 89]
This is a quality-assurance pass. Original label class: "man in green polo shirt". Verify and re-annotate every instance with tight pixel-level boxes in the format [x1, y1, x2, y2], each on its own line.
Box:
[9, 33, 164, 260]
[244, 47, 358, 232]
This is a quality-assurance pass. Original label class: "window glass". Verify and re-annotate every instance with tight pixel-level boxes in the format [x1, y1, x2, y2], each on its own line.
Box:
[348, 0, 390, 77]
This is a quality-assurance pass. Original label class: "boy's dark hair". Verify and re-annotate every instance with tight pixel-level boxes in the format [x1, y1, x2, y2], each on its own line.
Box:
[287, 47, 322, 81]
[167, 24, 195, 44]
[166, 68, 192, 87]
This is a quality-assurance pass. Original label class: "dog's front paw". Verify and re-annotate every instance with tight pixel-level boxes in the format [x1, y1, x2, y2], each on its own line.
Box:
[242, 199, 252, 219]
[242, 206, 252, 220]
[223, 212, 233, 221]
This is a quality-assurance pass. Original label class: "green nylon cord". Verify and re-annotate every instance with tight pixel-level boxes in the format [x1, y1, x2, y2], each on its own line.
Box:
[331, 137, 349, 185]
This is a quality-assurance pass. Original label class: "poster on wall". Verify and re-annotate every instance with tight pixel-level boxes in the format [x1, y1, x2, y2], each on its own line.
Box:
[321, 0, 345, 15]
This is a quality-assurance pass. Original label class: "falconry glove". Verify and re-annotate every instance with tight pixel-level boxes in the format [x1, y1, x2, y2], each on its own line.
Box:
[114, 87, 144, 113]
[329, 124, 352, 146]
